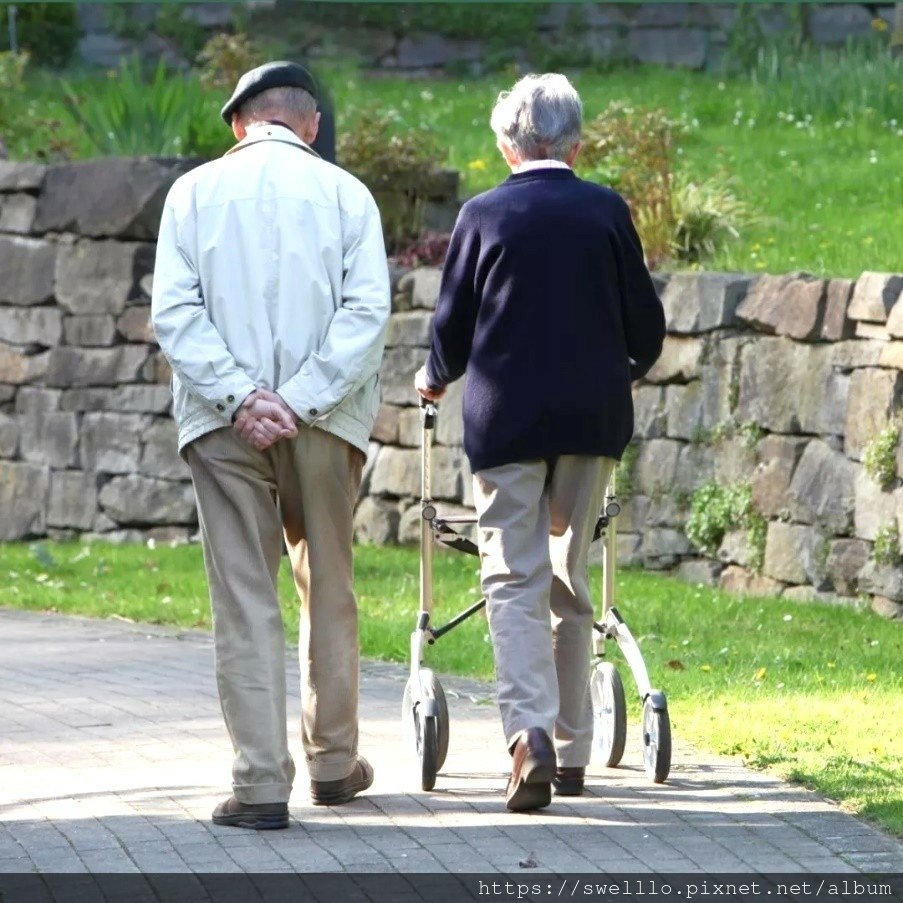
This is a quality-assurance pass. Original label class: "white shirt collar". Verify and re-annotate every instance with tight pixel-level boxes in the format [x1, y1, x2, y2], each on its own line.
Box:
[226, 122, 319, 158]
[513, 159, 571, 174]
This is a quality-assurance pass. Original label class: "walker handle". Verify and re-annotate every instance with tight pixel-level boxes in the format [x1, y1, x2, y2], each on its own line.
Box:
[419, 395, 438, 428]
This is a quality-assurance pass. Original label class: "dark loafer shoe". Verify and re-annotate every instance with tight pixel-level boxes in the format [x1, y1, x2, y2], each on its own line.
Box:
[506, 727, 556, 812]
[553, 767, 586, 796]
[310, 756, 374, 806]
[211, 796, 289, 830]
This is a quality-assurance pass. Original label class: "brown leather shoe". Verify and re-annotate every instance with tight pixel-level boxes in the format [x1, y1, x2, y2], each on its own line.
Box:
[211, 796, 289, 830]
[553, 767, 586, 796]
[310, 756, 374, 806]
[505, 727, 556, 812]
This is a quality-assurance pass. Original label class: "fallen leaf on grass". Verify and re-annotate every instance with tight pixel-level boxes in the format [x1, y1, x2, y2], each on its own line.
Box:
[666, 659, 685, 670]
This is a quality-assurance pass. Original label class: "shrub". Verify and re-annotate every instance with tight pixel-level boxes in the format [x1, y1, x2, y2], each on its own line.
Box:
[873, 523, 901, 567]
[0, 2, 79, 67]
[671, 177, 748, 264]
[687, 481, 766, 571]
[338, 110, 443, 253]
[197, 32, 265, 93]
[580, 103, 682, 268]
[863, 423, 900, 491]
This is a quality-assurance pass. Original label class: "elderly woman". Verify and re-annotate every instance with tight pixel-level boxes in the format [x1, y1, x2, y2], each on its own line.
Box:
[415, 74, 665, 812]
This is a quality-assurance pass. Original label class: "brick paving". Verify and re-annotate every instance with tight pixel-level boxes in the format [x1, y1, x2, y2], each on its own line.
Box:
[0, 608, 900, 876]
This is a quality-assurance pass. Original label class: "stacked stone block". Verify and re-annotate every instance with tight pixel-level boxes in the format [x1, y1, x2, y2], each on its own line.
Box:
[1, 155, 901, 619]
[73, 3, 893, 75]
[361, 267, 903, 622]
[242, 3, 893, 74]
[0, 158, 196, 546]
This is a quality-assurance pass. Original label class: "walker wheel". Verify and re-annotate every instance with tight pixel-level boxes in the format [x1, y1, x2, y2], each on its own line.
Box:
[591, 662, 627, 768]
[401, 669, 450, 790]
[420, 716, 439, 791]
[642, 694, 671, 783]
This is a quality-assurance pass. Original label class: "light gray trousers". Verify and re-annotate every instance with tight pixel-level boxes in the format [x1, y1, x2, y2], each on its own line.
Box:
[185, 425, 364, 804]
[472, 455, 615, 767]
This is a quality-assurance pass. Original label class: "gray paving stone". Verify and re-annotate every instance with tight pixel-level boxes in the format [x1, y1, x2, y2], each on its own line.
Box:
[1, 608, 901, 876]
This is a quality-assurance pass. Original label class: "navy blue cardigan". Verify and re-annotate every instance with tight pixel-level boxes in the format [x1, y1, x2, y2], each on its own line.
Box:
[425, 169, 665, 473]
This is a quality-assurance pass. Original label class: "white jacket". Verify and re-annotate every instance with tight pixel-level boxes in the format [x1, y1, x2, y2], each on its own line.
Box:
[151, 123, 390, 455]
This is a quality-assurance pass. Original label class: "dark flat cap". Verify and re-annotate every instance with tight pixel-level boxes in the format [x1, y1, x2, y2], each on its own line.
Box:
[221, 61, 319, 124]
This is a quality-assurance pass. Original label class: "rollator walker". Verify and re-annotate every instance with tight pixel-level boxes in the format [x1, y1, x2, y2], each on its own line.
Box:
[402, 400, 671, 790]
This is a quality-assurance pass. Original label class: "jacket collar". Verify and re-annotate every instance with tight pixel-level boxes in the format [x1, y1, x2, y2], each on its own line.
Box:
[225, 122, 321, 159]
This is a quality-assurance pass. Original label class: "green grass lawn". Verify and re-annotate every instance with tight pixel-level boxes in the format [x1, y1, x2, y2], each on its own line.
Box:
[322, 63, 902, 278]
[13, 54, 902, 277]
[1, 540, 900, 835]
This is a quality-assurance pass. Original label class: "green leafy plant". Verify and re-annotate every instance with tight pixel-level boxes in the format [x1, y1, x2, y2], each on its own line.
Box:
[62, 56, 229, 159]
[863, 423, 900, 491]
[709, 418, 765, 450]
[197, 32, 265, 93]
[0, 2, 78, 67]
[338, 109, 443, 253]
[616, 441, 639, 499]
[747, 511, 768, 573]
[687, 481, 766, 571]
[873, 523, 901, 567]
[671, 176, 749, 264]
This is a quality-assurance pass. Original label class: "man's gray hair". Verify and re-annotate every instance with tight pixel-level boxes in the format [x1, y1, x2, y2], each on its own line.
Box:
[237, 86, 317, 124]
[490, 73, 582, 161]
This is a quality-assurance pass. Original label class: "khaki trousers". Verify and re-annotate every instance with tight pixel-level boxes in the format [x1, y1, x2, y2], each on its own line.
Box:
[472, 455, 616, 767]
[185, 425, 364, 804]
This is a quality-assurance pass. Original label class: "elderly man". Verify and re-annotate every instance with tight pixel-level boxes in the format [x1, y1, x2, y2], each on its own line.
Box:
[152, 62, 390, 829]
[416, 73, 665, 812]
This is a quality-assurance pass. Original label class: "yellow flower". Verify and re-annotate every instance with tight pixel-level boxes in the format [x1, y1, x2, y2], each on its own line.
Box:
[467, 159, 487, 171]
[872, 18, 889, 32]
[700, 664, 711, 672]
[754, 667, 767, 681]
[866, 673, 877, 682]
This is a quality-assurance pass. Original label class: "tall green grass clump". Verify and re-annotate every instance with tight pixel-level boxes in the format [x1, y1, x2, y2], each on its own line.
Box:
[750, 39, 903, 124]
[62, 56, 230, 158]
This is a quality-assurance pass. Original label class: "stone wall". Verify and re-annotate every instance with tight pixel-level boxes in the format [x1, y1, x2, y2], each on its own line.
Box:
[0, 157, 201, 545]
[360, 267, 903, 621]
[73, 3, 896, 74]
[1, 156, 901, 619]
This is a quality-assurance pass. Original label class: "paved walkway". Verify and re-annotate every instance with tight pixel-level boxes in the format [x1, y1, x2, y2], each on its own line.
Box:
[0, 609, 900, 876]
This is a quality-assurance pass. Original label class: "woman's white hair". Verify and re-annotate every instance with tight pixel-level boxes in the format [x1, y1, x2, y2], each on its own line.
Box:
[490, 73, 582, 161]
